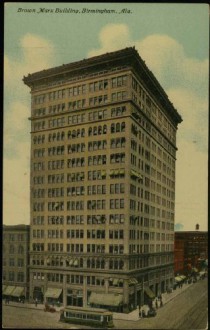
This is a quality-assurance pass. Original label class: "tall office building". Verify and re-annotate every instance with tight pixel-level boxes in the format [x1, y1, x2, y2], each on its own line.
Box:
[23, 47, 182, 312]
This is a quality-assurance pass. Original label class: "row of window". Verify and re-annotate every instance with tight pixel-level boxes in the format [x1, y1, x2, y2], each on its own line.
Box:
[4, 245, 25, 254]
[33, 199, 175, 213]
[3, 258, 24, 267]
[33, 112, 126, 131]
[33, 75, 128, 105]
[34, 138, 125, 158]
[3, 234, 26, 241]
[3, 271, 25, 282]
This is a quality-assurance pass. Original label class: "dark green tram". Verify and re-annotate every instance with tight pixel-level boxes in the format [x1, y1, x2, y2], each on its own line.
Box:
[60, 306, 114, 328]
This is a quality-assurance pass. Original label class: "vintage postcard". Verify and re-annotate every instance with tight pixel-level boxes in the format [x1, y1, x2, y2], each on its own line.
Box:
[3, 2, 208, 329]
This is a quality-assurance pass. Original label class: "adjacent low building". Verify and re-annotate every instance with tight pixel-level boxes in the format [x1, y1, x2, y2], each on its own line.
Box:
[2, 225, 30, 301]
[174, 225, 208, 276]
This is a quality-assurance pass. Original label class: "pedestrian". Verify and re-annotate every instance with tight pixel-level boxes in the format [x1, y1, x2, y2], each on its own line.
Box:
[155, 299, 158, 309]
[35, 298, 38, 307]
[160, 299, 163, 307]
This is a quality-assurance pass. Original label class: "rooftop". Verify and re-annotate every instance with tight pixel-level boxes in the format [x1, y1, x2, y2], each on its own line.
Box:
[23, 46, 182, 124]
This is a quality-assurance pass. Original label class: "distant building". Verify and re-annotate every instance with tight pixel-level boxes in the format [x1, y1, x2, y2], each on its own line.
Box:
[174, 228, 208, 275]
[23, 47, 182, 312]
[2, 225, 30, 301]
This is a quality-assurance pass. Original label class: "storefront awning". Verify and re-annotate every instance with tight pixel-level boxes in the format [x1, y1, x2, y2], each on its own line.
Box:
[2, 285, 7, 294]
[11, 286, 25, 297]
[4, 286, 16, 296]
[119, 169, 125, 175]
[130, 170, 142, 179]
[192, 268, 199, 273]
[199, 271, 205, 276]
[179, 275, 186, 280]
[113, 279, 119, 285]
[144, 286, 155, 299]
[129, 278, 138, 285]
[45, 288, 62, 299]
[175, 276, 183, 282]
[89, 292, 123, 306]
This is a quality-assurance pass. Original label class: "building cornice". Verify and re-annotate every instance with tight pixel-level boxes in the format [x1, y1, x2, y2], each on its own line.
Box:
[23, 47, 182, 125]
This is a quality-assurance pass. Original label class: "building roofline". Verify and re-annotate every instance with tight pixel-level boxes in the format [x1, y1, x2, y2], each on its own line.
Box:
[23, 46, 182, 124]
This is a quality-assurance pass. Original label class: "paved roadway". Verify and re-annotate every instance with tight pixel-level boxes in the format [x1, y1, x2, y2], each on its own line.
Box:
[2, 278, 208, 329]
[114, 278, 208, 329]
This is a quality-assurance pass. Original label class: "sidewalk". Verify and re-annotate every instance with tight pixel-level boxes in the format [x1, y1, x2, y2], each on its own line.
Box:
[113, 281, 193, 321]
[3, 300, 63, 313]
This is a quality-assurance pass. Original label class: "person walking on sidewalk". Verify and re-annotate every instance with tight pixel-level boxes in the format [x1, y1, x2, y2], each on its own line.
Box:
[35, 298, 38, 307]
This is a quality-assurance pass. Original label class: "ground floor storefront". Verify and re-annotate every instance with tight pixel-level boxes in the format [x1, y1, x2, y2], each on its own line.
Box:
[2, 285, 27, 303]
[29, 266, 174, 313]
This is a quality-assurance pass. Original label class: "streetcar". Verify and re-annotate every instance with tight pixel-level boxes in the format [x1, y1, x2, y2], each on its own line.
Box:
[60, 306, 114, 328]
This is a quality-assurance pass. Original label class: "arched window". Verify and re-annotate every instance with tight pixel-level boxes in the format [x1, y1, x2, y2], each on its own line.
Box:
[98, 126, 102, 135]
[72, 130, 76, 138]
[111, 124, 115, 133]
[88, 127, 92, 136]
[103, 125, 107, 134]
[81, 128, 85, 137]
[121, 122, 125, 132]
[61, 132, 65, 140]
[93, 127, 97, 135]
[68, 131, 71, 139]
[116, 123, 120, 132]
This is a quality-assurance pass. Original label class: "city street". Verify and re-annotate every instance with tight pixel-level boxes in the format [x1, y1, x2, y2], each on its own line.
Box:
[2, 278, 208, 329]
[114, 278, 208, 329]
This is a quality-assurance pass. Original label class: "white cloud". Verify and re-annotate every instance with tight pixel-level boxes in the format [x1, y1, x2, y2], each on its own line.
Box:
[88, 24, 131, 57]
[135, 34, 208, 97]
[4, 33, 56, 225]
[167, 88, 208, 151]
[5, 33, 55, 87]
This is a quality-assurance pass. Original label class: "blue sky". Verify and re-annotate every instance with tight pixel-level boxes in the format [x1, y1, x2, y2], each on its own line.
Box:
[4, 3, 209, 230]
